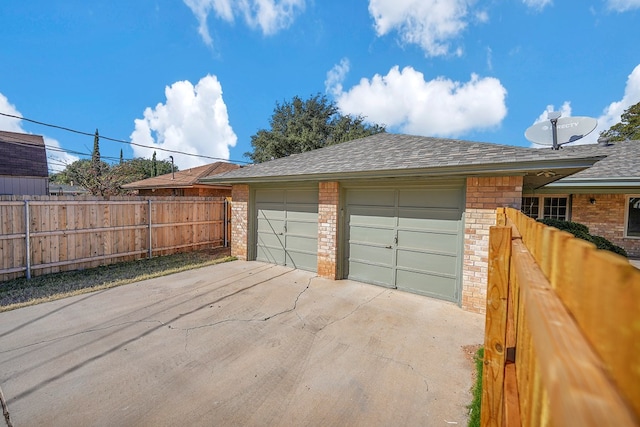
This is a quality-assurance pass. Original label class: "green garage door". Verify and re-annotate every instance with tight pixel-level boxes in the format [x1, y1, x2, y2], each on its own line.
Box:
[255, 188, 318, 272]
[346, 185, 464, 302]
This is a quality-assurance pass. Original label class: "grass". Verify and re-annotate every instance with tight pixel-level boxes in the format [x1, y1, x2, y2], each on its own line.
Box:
[468, 346, 484, 427]
[0, 249, 235, 312]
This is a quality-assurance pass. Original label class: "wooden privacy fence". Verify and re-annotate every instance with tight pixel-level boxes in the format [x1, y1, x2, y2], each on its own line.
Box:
[0, 196, 230, 282]
[482, 207, 639, 427]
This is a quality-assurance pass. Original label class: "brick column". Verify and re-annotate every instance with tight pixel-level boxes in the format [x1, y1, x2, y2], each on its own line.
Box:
[318, 181, 339, 279]
[462, 176, 523, 314]
[231, 184, 249, 260]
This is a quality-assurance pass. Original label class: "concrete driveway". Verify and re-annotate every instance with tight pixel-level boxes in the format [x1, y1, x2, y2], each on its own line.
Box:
[0, 261, 484, 426]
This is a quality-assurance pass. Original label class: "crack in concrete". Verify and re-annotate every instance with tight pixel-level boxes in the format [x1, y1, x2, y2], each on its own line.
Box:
[172, 276, 315, 351]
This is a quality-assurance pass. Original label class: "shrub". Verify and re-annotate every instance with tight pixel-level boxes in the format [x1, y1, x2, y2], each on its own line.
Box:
[537, 218, 628, 258]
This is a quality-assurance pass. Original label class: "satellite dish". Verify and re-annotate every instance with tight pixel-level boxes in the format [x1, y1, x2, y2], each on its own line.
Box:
[525, 116, 597, 147]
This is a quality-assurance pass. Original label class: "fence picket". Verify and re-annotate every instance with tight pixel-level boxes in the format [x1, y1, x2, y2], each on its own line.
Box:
[0, 196, 227, 281]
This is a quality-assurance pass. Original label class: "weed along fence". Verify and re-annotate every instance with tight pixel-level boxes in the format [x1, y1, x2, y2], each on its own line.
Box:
[0, 196, 231, 282]
[481, 207, 639, 426]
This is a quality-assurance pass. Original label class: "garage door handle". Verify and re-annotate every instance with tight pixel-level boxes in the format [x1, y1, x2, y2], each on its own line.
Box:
[385, 245, 392, 249]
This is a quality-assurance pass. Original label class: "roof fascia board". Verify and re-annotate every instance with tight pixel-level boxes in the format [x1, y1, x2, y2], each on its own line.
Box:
[200, 157, 603, 184]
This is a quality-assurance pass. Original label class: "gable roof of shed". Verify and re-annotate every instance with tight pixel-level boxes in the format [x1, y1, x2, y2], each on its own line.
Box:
[0, 130, 48, 177]
[122, 161, 239, 189]
[201, 133, 604, 186]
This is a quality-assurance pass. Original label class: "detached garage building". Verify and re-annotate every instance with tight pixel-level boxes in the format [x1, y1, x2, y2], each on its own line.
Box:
[202, 134, 602, 313]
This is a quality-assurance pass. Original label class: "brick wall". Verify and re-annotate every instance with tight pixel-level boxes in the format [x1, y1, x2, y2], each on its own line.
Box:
[230, 184, 249, 260]
[317, 181, 339, 279]
[572, 193, 640, 258]
[462, 176, 523, 314]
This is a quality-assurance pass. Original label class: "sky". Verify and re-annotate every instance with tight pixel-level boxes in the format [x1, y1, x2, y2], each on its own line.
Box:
[1, 0, 639, 172]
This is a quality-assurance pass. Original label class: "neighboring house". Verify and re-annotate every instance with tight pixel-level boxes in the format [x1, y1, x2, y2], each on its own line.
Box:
[121, 162, 240, 197]
[0, 130, 49, 195]
[523, 139, 640, 258]
[49, 183, 90, 196]
[201, 133, 604, 314]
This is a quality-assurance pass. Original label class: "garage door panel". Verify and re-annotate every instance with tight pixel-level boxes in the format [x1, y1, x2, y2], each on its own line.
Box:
[286, 189, 318, 204]
[348, 261, 394, 287]
[257, 217, 285, 233]
[349, 207, 395, 227]
[256, 245, 285, 264]
[348, 189, 396, 206]
[398, 208, 462, 225]
[398, 189, 461, 209]
[396, 249, 458, 276]
[349, 243, 393, 267]
[396, 270, 457, 301]
[285, 250, 317, 271]
[257, 231, 285, 247]
[256, 190, 285, 204]
[286, 220, 317, 236]
[284, 204, 318, 219]
[285, 235, 317, 253]
[349, 226, 395, 246]
[397, 230, 458, 253]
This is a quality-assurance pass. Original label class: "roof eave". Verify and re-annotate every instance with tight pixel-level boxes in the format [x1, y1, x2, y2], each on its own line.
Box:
[200, 157, 603, 184]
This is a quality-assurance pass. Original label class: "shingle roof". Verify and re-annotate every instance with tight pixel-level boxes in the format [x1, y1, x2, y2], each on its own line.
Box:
[203, 133, 603, 183]
[0, 130, 48, 177]
[122, 162, 239, 189]
[554, 140, 640, 180]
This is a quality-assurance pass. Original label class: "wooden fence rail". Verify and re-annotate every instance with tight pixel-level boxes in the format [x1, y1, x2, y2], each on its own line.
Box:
[481, 207, 639, 427]
[0, 196, 230, 282]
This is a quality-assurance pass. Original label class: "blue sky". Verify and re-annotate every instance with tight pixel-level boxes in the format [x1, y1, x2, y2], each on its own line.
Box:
[1, 0, 639, 172]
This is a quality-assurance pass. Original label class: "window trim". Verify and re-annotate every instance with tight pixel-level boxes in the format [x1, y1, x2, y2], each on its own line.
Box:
[624, 195, 640, 239]
[521, 194, 571, 221]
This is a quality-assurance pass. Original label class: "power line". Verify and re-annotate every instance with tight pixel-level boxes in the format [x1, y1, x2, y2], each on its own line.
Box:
[0, 112, 250, 164]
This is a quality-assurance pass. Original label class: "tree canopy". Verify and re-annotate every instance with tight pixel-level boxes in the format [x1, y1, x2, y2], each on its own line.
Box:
[600, 101, 640, 141]
[50, 156, 176, 196]
[245, 93, 385, 163]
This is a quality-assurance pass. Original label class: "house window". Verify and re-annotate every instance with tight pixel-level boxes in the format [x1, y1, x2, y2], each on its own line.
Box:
[521, 196, 569, 220]
[626, 196, 640, 238]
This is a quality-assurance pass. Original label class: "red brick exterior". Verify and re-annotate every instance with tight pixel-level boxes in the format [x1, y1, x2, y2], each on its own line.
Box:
[317, 182, 340, 279]
[462, 176, 523, 314]
[571, 193, 640, 258]
[230, 184, 249, 260]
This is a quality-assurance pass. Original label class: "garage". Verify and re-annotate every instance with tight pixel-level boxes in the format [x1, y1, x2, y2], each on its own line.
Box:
[345, 184, 464, 302]
[255, 188, 318, 272]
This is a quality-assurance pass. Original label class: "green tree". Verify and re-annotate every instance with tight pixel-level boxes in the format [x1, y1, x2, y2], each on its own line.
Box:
[245, 93, 385, 163]
[152, 151, 158, 177]
[600, 101, 640, 141]
[119, 149, 124, 164]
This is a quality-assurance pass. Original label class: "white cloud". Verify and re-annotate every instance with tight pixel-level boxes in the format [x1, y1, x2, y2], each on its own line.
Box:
[183, 0, 305, 46]
[324, 58, 350, 98]
[530, 64, 640, 146]
[606, 0, 640, 12]
[130, 75, 237, 170]
[368, 0, 474, 57]
[522, 0, 553, 11]
[0, 93, 78, 172]
[330, 65, 508, 137]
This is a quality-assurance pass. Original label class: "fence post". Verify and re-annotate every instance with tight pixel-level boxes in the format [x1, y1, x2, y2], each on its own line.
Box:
[481, 225, 512, 427]
[24, 200, 31, 280]
[148, 199, 153, 258]
[223, 199, 228, 248]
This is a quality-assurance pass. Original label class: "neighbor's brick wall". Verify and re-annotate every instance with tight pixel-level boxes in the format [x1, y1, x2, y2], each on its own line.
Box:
[318, 181, 340, 279]
[462, 176, 523, 314]
[230, 184, 249, 260]
[571, 193, 640, 258]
